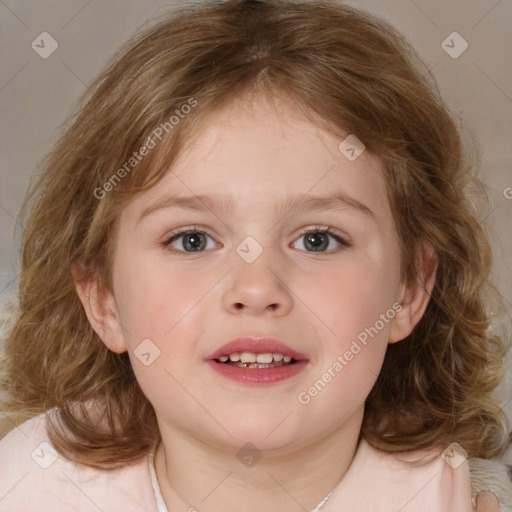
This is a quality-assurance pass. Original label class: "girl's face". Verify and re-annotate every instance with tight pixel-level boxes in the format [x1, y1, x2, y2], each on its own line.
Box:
[93, 94, 422, 453]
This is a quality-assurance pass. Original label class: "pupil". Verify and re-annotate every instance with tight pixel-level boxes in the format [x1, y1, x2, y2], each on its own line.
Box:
[305, 233, 328, 251]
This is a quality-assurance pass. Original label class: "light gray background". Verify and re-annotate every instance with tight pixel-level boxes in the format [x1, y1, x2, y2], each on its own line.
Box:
[0, 0, 510, 464]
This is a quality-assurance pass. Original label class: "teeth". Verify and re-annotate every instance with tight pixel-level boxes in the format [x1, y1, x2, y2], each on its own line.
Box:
[240, 352, 256, 363]
[256, 353, 273, 364]
[220, 352, 294, 364]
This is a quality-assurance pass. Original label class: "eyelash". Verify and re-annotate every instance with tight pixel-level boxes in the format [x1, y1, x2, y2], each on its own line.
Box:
[161, 225, 351, 254]
[295, 226, 351, 251]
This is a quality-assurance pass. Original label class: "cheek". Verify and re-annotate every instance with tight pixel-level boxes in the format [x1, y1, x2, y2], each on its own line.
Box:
[300, 251, 400, 416]
[309, 354, 383, 424]
[113, 255, 209, 343]
[297, 253, 400, 346]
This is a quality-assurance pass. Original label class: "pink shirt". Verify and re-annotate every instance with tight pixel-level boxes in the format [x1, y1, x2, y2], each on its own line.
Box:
[0, 411, 477, 511]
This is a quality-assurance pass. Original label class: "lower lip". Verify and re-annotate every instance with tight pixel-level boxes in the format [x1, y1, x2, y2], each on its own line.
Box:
[206, 360, 309, 385]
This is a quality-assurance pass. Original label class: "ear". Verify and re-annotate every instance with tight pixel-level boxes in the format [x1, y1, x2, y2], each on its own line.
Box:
[71, 263, 128, 354]
[388, 243, 437, 344]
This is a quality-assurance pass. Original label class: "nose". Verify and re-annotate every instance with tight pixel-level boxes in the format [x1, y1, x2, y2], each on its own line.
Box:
[221, 248, 294, 317]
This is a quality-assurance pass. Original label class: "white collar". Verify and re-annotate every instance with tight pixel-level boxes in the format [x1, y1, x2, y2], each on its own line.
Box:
[148, 451, 169, 512]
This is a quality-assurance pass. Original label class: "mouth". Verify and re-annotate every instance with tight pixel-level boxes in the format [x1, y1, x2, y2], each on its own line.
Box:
[206, 337, 309, 385]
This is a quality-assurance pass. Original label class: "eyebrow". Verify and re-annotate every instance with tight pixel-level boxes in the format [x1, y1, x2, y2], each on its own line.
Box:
[137, 191, 375, 224]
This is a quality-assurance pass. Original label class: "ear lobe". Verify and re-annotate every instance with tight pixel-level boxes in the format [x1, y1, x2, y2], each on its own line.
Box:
[72, 263, 127, 354]
[388, 244, 438, 344]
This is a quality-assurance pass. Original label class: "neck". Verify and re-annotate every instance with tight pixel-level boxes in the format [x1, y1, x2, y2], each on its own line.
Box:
[154, 407, 363, 512]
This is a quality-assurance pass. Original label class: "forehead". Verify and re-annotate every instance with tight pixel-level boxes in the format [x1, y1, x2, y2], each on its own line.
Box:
[123, 93, 394, 227]
[177, 94, 353, 171]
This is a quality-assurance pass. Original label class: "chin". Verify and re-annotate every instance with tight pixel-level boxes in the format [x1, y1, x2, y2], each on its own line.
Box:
[213, 414, 307, 453]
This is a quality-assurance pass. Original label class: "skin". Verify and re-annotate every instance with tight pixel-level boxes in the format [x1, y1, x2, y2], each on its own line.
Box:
[74, 93, 495, 511]
[476, 491, 499, 511]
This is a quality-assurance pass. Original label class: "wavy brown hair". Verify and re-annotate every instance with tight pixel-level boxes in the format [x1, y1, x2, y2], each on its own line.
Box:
[1, 0, 509, 469]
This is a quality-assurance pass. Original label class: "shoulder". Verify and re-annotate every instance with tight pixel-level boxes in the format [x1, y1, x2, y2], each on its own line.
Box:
[0, 411, 54, 478]
[328, 438, 474, 511]
[352, 439, 512, 511]
[0, 410, 157, 512]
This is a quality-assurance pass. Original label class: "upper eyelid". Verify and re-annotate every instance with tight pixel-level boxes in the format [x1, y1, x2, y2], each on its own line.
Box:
[295, 226, 351, 247]
[165, 225, 216, 240]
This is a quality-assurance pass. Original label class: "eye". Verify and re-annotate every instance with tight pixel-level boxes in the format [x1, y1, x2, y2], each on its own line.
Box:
[161, 225, 350, 254]
[162, 227, 219, 253]
[291, 226, 350, 253]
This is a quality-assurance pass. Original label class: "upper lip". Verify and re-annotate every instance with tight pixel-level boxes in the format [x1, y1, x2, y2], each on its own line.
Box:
[207, 337, 309, 361]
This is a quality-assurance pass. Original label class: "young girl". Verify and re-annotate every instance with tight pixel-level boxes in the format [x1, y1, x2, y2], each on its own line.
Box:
[0, 0, 511, 510]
